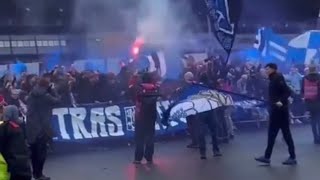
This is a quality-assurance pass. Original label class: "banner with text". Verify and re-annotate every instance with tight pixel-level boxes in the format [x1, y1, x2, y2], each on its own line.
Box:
[51, 98, 263, 142]
[51, 101, 187, 142]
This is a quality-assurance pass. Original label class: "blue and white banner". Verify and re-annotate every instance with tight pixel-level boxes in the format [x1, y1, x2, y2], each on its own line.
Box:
[163, 83, 264, 123]
[166, 84, 233, 121]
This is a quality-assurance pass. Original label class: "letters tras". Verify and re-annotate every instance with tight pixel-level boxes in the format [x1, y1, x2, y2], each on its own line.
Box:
[53, 106, 125, 140]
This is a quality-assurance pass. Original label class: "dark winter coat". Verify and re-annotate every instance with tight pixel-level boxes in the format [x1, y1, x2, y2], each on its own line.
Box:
[26, 86, 60, 144]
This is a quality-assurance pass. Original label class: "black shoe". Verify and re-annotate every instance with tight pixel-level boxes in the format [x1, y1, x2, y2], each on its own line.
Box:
[213, 151, 222, 157]
[314, 139, 320, 144]
[229, 135, 235, 140]
[187, 143, 199, 149]
[255, 156, 270, 164]
[145, 158, 153, 164]
[282, 158, 297, 165]
[200, 155, 207, 160]
[133, 160, 141, 164]
[34, 175, 51, 180]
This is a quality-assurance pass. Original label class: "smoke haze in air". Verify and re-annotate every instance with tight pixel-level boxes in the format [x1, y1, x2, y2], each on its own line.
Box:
[71, 0, 199, 45]
[136, 0, 194, 46]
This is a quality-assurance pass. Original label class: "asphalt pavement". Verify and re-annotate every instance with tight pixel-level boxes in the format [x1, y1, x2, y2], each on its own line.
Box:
[45, 126, 320, 180]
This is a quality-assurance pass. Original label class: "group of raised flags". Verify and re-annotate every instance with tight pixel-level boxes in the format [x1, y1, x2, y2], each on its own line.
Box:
[254, 27, 320, 65]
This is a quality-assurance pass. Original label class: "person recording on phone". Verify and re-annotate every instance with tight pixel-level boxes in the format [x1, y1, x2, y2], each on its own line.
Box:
[26, 77, 60, 180]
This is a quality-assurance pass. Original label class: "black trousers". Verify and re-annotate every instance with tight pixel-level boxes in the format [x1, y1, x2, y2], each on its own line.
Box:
[197, 111, 219, 156]
[290, 94, 304, 116]
[186, 115, 198, 145]
[215, 108, 229, 142]
[264, 107, 296, 159]
[134, 119, 156, 161]
[306, 103, 320, 141]
[30, 141, 48, 178]
[310, 112, 320, 141]
[10, 174, 32, 180]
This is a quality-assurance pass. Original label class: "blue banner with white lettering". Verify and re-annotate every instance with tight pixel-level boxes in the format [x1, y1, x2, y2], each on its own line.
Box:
[51, 87, 265, 142]
[51, 101, 187, 142]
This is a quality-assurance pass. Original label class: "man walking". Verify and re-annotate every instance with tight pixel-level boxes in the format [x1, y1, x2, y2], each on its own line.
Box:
[255, 63, 297, 165]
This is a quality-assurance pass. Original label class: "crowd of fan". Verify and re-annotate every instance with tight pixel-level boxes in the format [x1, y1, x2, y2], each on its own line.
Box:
[0, 55, 308, 119]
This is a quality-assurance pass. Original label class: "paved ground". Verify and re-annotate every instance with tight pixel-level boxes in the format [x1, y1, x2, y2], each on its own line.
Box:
[46, 126, 320, 180]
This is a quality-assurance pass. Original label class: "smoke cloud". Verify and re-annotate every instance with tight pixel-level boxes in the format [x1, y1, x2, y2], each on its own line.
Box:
[136, 0, 197, 46]
[71, 0, 198, 45]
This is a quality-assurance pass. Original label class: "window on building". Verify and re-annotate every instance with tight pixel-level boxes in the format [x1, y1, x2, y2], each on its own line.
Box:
[4, 41, 10, 47]
[23, 41, 30, 47]
[11, 41, 17, 47]
[37, 41, 43, 47]
[60, 40, 66, 46]
[48, 40, 54, 46]
[17, 41, 23, 47]
[43, 41, 48, 46]
[53, 40, 59, 46]
[30, 41, 35, 47]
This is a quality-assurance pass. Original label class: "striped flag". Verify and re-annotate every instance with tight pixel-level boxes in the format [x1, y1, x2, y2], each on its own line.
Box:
[254, 28, 289, 63]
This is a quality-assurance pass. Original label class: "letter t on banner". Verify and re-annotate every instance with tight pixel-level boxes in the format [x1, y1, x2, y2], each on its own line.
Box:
[205, 0, 242, 64]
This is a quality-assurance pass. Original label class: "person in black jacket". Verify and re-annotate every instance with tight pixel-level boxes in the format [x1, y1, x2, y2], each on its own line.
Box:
[301, 64, 320, 144]
[0, 105, 32, 180]
[255, 63, 297, 165]
[26, 77, 60, 180]
[197, 73, 221, 159]
[132, 72, 160, 164]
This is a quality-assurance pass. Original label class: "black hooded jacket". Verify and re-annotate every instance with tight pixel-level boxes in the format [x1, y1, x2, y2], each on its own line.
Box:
[26, 85, 60, 144]
[268, 72, 291, 107]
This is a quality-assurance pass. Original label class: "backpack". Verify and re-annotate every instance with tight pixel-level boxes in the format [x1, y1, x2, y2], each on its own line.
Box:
[303, 79, 319, 101]
[139, 83, 159, 106]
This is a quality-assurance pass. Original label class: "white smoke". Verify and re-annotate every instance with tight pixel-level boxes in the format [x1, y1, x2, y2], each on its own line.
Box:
[71, 0, 199, 48]
[136, 0, 196, 46]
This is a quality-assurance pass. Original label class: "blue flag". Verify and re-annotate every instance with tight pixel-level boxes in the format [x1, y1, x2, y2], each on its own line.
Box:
[254, 28, 320, 65]
[12, 60, 27, 76]
[46, 51, 62, 71]
[206, 0, 242, 56]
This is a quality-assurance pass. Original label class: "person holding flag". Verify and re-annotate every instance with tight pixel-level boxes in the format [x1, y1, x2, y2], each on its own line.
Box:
[197, 73, 222, 159]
